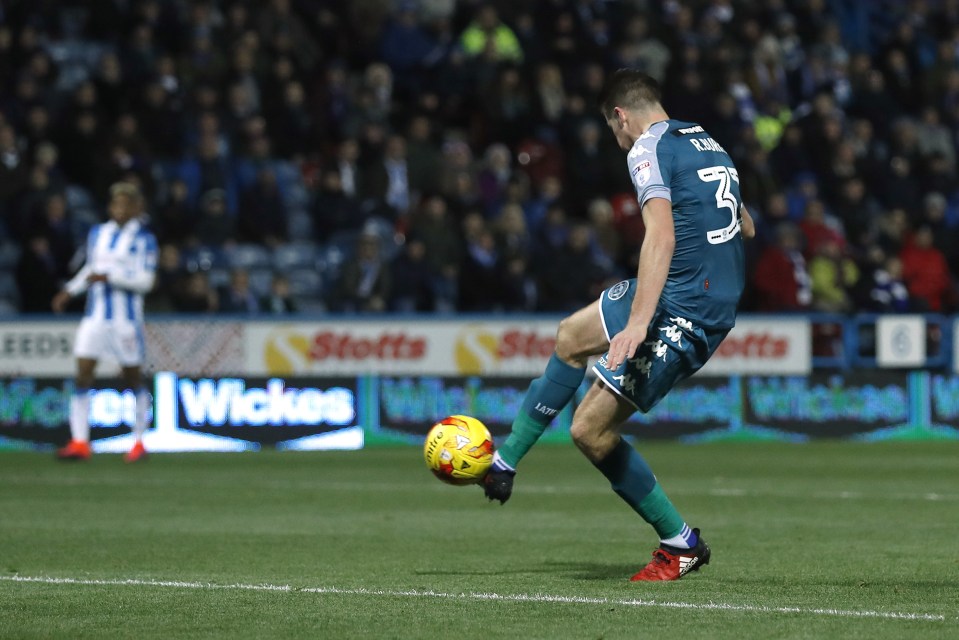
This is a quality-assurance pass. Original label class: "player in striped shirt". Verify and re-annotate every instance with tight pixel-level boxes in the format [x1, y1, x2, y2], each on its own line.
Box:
[52, 182, 158, 463]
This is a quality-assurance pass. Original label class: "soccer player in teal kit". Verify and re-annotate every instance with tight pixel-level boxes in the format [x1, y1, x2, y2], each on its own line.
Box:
[483, 70, 755, 581]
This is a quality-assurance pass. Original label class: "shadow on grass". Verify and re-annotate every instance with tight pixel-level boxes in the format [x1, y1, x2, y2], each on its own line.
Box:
[415, 561, 632, 581]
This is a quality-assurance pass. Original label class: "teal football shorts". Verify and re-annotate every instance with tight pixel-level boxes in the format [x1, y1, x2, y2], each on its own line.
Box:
[594, 279, 729, 413]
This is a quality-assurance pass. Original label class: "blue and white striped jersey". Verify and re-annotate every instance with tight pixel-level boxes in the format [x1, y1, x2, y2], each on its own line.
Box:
[65, 219, 158, 322]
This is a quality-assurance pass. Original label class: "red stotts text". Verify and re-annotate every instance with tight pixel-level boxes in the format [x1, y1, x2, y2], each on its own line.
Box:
[499, 330, 555, 358]
[309, 332, 427, 360]
[715, 333, 789, 358]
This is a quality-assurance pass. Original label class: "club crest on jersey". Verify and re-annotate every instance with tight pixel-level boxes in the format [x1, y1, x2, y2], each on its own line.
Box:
[632, 159, 652, 186]
[607, 280, 630, 301]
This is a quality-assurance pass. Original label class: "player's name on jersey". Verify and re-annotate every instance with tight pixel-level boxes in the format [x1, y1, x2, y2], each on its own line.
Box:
[688, 137, 727, 154]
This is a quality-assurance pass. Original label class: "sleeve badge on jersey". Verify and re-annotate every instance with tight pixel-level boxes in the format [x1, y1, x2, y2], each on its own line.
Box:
[632, 159, 652, 186]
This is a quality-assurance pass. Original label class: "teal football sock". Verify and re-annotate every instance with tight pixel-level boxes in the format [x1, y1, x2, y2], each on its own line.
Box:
[498, 354, 586, 468]
[594, 439, 686, 540]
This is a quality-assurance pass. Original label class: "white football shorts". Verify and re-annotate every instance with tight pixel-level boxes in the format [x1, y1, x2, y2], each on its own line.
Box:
[73, 318, 146, 366]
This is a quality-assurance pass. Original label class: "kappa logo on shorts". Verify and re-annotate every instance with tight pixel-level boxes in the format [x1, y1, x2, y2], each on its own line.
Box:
[607, 280, 630, 301]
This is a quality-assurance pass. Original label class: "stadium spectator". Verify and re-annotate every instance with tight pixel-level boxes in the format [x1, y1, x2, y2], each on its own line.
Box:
[808, 239, 859, 313]
[753, 224, 812, 312]
[492, 203, 530, 259]
[798, 199, 845, 259]
[404, 115, 442, 196]
[30, 194, 75, 278]
[154, 179, 196, 246]
[217, 268, 260, 315]
[867, 254, 912, 314]
[537, 222, 610, 313]
[409, 195, 461, 287]
[0, 124, 28, 213]
[389, 236, 434, 313]
[362, 134, 412, 219]
[174, 271, 218, 313]
[918, 192, 959, 274]
[899, 225, 954, 311]
[312, 168, 363, 241]
[1, 0, 959, 316]
[460, 5, 523, 63]
[332, 231, 391, 313]
[194, 189, 235, 247]
[16, 234, 60, 313]
[260, 274, 297, 315]
[457, 222, 501, 312]
[477, 143, 513, 217]
[147, 244, 185, 313]
[238, 169, 287, 247]
[378, 2, 436, 95]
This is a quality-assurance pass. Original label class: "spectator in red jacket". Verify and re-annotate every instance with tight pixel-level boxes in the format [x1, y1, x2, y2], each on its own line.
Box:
[900, 225, 954, 311]
[753, 224, 813, 311]
[798, 199, 845, 260]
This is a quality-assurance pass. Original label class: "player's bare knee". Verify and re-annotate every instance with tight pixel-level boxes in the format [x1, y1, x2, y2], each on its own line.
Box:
[554, 316, 580, 363]
[570, 420, 599, 455]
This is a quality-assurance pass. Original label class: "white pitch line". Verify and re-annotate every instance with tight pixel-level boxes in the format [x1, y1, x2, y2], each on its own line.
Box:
[0, 575, 949, 623]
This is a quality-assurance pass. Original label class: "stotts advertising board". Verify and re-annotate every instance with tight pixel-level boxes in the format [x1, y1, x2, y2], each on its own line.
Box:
[696, 318, 811, 376]
[244, 320, 560, 377]
[245, 318, 811, 378]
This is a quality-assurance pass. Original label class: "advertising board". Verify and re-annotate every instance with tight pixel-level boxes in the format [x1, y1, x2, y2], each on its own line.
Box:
[244, 320, 560, 377]
[246, 318, 813, 378]
[0, 375, 363, 451]
[697, 318, 811, 376]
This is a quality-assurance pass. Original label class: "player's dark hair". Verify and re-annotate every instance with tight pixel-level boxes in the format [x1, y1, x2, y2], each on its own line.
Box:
[598, 69, 662, 118]
[109, 181, 143, 205]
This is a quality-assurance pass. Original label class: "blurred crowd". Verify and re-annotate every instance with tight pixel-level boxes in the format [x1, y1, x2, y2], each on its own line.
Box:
[2, 0, 959, 316]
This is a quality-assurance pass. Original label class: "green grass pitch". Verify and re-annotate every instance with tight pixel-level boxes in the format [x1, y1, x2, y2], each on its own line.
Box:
[1, 442, 957, 639]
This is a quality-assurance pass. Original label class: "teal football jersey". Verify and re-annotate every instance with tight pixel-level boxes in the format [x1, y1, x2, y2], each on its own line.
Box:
[627, 119, 746, 329]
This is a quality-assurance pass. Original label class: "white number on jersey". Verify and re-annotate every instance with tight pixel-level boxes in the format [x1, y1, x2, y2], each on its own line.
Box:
[698, 165, 741, 245]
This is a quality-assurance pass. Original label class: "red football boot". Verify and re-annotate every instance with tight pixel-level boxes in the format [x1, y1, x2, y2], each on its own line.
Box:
[630, 529, 711, 581]
[124, 441, 148, 463]
[56, 440, 92, 461]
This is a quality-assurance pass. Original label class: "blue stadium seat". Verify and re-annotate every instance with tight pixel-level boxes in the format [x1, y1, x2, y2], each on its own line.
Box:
[287, 209, 314, 239]
[362, 217, 401, 261]
[272, 242, 317, 271]
[71, 207, 101, 228]
[318, 232, 356, 285]
[182, 245, 226, 272]
[0, 299, 18, 316]
[206, 268, 231, 290]
[293, 296, 327, 314]
[225, 244, 272, 270]
[285, 184, 311, 208]
[0, 243, 21, 269]
[54, 63, 90, 91]
[247, 268, 275, 298]
[0, 272, 20, 305]
[65, 185, 94, 210]
[287, 269, 323, 297]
